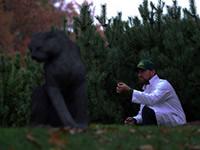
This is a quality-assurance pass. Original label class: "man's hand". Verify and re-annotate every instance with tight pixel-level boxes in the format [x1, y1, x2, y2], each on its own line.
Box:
[116, 82, 131, 94]
[124, 117, 137, 125]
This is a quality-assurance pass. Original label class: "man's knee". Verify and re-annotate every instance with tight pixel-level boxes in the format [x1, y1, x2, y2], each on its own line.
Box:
[142, 106, 157, 125]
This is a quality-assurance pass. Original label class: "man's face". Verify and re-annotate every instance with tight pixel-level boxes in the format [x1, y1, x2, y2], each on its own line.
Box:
[137, 69, 155, 84]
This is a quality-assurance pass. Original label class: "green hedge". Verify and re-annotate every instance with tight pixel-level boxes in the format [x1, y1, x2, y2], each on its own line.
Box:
[0, 52, 42, 126]
[73, 1, 200, 123]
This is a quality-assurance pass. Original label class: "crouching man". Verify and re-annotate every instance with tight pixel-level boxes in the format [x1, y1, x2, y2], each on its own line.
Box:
[116, 59, 186, 126]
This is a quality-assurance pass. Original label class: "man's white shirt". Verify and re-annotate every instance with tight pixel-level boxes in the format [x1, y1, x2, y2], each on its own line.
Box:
[132, 75, 186, 126]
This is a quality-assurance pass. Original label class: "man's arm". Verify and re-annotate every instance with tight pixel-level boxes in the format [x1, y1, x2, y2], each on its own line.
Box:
[133, 104, 144, 124]
[116, 82, 143, 124]
[132, 81, 171, 106]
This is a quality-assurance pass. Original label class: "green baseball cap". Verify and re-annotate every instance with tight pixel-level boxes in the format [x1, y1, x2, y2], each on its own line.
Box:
[137, 59, 155, 70]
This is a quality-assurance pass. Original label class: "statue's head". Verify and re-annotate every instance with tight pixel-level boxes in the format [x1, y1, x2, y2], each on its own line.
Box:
[28, 30, 67, 62]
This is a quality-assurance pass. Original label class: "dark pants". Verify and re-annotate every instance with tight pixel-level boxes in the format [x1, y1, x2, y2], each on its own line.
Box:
[142, 106, 157, 125]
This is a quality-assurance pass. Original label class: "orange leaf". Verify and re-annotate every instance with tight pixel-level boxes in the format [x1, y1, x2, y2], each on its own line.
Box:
[26, 132, 42, 149]
[48, 130, 67, 148]
[139, 144, 154, 150]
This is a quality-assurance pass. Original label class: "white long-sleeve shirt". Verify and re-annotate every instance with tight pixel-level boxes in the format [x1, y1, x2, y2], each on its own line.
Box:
[132, 75, 186, 126]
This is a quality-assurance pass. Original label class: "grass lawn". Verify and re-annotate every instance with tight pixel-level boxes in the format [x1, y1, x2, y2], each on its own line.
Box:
[0, 124, 200, 150]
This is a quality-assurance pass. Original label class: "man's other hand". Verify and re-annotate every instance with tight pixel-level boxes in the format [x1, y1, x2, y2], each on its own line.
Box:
[124, 117, 137, 125]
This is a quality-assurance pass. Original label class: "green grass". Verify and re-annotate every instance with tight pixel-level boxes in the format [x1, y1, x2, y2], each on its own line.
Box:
[0, 124, 200, 150]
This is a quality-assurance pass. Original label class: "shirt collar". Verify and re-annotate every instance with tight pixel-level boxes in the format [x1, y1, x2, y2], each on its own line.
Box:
[142, 74, 159, 90]
[149, 74, 159, 85]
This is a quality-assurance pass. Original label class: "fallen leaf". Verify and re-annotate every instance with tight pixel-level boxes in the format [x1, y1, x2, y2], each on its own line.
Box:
[26, 132, 42, 149]
[48, 131, 67, 148]
[196, 129, 200, 133]
[188, 145, 200, 150]
[61, 127, 86, 134]
[129, 128, 136, 133]
[159, 128, 170, 134]
[95, 129, 106, 135]
[145, 134, 152, 139]
[139, 144, 154, 150]
[8, 146, 15, 150]
[162, 138, 169, 144]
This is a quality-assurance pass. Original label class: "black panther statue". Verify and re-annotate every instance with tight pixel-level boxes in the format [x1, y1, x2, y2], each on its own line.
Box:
[28, 30, 88, 128]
